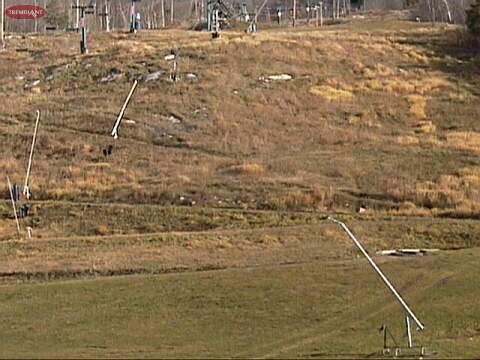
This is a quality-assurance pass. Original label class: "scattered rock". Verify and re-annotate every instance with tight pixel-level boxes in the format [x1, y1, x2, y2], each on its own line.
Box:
[164, 54, 175, 61]
[24, 79, 40, 89]
[185, 73, 198, 82]
[377, 249, 440, 256]
[143, 70, 165, 82]
[124, 120, 136, 125]
[168, 115, 182, 124]
[162, 133, 174, 139]
[260, 74, 293, 82]
[100, 70, 123, 83]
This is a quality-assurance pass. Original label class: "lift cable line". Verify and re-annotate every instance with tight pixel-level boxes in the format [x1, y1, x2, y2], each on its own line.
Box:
[328, 217, 425, 332]
[111, 80, 139, 139]
[23, 110, 41, 198]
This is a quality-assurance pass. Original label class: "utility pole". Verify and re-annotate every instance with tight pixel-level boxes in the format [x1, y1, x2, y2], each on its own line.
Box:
[72, 3, 95, 54]
[1, 0, 5, 49]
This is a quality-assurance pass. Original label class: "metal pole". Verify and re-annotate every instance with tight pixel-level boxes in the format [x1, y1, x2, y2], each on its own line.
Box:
[7, 176, 22, 240]
[111, 80, 139, 139]
[130, 0, 135, 32]
[1, 0, 5, 49]
[292, 0, 296, 27]
[81, 17, 87, 53]
[328, 217, 425, 331]
[406, 316, 413, 348]
[76, 0, 80, 29]
[34, 0, 37, 33]
[320, 1, 323, 27]
[23, 110, 41, 197]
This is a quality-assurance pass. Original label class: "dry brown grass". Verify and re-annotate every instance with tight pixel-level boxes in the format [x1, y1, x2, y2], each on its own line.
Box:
[309, 85, 354, 102]
[408, 95, 429, 121]
[443, 132, 480, 154]
[0, 21, 478, 216]
[395, 135, 420, 146]
[389, 167, 480, 210]
[223, 163, 265, 176]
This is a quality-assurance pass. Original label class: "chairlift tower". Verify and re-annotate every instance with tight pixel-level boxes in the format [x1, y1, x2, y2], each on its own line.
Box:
[207, 0, 235, 36]
[72, 2, 95, 54]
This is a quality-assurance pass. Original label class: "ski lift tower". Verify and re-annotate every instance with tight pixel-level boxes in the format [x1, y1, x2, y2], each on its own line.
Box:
[207, 0, 235, 37]
[72, 2, 95, 54]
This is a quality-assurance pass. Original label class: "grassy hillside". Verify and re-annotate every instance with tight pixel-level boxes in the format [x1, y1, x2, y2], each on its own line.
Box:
[0, 14, 479, 358]
[1, 19, 479, 215]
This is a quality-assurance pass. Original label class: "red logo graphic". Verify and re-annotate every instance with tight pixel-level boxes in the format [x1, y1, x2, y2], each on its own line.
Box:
[5, 5, 47, 20]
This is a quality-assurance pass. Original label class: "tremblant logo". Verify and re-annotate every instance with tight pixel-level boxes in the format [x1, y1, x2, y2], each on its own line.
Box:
[5, 5, 47, 20]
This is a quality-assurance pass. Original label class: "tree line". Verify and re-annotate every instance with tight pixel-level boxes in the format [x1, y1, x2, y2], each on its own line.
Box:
[2, 0, 479, 33]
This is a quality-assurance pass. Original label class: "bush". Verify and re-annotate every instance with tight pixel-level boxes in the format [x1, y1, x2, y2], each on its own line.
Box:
[467, 1, 480, 35]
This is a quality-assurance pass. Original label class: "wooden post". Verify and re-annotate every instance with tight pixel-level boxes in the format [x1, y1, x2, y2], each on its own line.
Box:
[170, 0, 174, 24]
[23, 110, 41, 198]
[7, 176, 21, 240]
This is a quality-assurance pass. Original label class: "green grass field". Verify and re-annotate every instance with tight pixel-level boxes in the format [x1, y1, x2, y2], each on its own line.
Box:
[0, 247, 479, 358]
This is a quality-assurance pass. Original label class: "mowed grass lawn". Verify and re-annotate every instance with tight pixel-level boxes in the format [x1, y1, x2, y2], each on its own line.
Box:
[0, 247, 478, 358]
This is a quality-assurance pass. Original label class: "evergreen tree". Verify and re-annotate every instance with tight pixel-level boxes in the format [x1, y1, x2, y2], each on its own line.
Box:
[467, 0, 480, 35]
